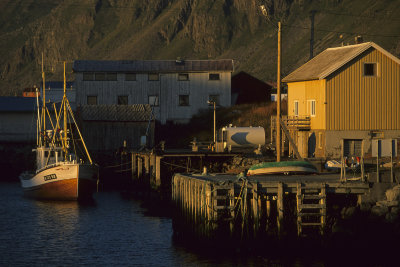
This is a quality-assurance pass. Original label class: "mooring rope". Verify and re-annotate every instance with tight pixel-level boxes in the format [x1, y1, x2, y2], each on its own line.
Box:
[114, 168, 133, 173]
[160, 160, 201, 173]
[103, 161, 131, 169]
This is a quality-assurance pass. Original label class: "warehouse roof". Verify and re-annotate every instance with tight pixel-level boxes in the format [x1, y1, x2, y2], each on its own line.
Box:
[0, 97, 38, 112]
[73, 59, 234, 73]
[282, 42, 400, 82]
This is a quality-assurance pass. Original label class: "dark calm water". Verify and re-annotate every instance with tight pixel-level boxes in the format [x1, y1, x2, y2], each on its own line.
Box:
[0, 182, 327, 267]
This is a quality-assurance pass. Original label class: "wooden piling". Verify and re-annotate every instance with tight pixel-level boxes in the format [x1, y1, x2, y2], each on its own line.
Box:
[144, 154, 150, 178]
[150, 154, 155, 184]
[171, 173, 369, 242]
[320, 183, 326, 235]
[137, 156, 143, 179]
[251, 185, 259, 238]
[229, 183, 235, 237]
[131, 153, 137, 180]
[205, 182, 213, 239]
[277, 182, 284, 235]
[296, 182, 302, 236]
[155, 156, 162, 187]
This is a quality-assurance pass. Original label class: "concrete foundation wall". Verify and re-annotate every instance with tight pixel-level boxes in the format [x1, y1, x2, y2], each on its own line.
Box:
[324, 130, 400, 158]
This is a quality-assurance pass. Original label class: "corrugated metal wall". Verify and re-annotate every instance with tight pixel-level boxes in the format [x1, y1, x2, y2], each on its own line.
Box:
[287, 79, 326, 129]
[80, 121, 152, 152]
[0, 113, 37, 142]
[75, 72, 231, 124]
[326, 48, 400, 130]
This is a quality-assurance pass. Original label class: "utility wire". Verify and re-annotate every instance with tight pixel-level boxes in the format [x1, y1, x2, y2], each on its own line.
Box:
[281, 24, 400, 38]
[318, 9, 400, 22]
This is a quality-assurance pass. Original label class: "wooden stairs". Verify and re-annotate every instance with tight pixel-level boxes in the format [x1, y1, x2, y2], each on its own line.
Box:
[296, 183, 326, 236]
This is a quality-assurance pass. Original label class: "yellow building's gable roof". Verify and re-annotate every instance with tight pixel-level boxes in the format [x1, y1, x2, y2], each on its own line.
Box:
[282, 42, 400, 83]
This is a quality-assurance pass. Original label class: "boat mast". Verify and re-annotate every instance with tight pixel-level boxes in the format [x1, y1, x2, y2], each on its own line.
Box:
[36, 87, 41, 146]
[41, 53, 46, 140]
[63, 61, 68, 156]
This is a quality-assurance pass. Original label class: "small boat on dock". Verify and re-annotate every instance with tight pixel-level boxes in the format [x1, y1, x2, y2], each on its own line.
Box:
[19, 61, 98, 200]
[247, 160, 318, 176]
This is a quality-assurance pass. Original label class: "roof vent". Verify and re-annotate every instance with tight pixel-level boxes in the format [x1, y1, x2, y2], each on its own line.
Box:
[355, 35, 363, 44]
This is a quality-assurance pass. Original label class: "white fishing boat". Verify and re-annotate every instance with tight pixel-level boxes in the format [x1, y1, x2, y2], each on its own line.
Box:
[19, 60, 98, 200]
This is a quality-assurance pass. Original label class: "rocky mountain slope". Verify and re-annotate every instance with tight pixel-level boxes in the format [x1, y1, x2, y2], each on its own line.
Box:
[0, 0, 399, 95]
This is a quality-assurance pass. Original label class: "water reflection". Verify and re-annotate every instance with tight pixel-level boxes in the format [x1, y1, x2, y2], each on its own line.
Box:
[1, 182, 328, 266]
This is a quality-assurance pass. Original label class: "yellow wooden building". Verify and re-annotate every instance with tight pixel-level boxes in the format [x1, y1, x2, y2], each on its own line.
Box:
[282, 42, 400, 158]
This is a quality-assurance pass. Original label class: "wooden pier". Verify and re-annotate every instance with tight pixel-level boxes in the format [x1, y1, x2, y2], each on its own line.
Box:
[171, 172, 370, 240]
[119, 149, 239, 192]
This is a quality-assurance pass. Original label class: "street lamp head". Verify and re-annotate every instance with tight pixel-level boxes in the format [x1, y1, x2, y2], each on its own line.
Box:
[260, 5, 268, 18]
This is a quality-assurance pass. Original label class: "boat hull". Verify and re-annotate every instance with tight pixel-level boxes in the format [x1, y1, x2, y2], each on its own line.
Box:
[20, 163, 98, 200]
[247, 161, 318, 176]
[247, 165, 318, 176]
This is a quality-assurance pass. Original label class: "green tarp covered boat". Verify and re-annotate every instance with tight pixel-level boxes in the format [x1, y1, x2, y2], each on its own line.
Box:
[247, 161, 318, 176]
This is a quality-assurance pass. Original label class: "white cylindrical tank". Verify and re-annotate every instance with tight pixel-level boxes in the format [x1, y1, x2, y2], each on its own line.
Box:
[219, 125, 265, 151]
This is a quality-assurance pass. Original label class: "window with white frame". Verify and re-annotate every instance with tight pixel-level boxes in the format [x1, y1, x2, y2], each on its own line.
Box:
[294, 100, 299, 116]
[307, 100, 316, 117]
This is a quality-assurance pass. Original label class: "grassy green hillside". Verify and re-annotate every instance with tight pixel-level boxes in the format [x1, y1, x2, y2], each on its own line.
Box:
[0, 0, 399, 95]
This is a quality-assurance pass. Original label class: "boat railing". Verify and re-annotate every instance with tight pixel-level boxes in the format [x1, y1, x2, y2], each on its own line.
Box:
[36, 160, 77, 174]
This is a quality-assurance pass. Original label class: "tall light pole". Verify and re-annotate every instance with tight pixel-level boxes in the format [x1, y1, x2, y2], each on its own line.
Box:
[207, 100, 216, 151]
[260, 5, 282, 162]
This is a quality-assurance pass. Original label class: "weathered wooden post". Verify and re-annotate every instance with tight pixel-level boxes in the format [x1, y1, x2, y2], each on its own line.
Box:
[361, 140, 365, 181]
[229, 183, 235, 237]
[180, 176, 184, 211]
[131, 153, 135, 180]
[137, 156, 143, 179]
[188, 178, 193, 229]
[144, 154, 150, 178]
[150, 153, 156, 185]
[252, 184, 259, 238]
[277, 182, 284, 235]
[240, 180, 248, 240]
[184, 177, 189, 220]
[320, 183, 327, 235]
[200, 182, 205, 239]
[296, 182, 302, 236]
[206, 183, 212, 238]
[266, 196, 271, 218]
[196, 181, 201, 237]
[340, 139, 345, 181]
[156, 156, 162, 188]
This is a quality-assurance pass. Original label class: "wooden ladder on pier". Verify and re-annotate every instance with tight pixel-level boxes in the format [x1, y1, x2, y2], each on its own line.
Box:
[296, 183, 326, 236]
